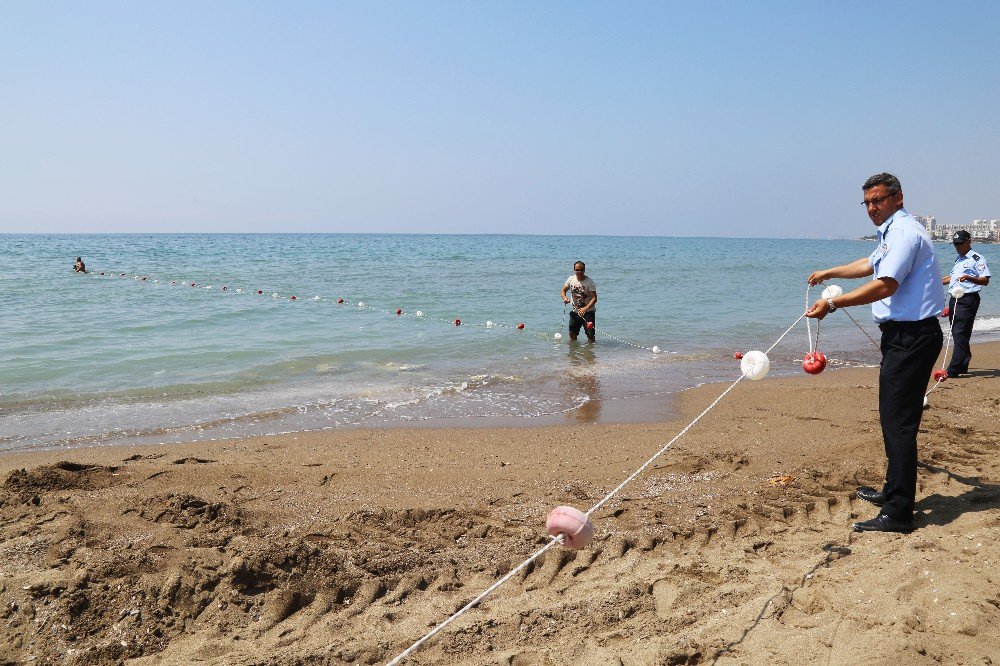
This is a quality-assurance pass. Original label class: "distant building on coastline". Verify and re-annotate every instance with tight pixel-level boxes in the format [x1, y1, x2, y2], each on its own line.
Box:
[913, 214, 936, 234]
[863, 214, 998, 242]
[913, 215, 1000, 243]
[929, 218, 999, 242]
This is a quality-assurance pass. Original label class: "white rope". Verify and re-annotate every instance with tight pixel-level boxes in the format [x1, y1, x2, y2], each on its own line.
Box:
[926, 295, 958, 398]
[805, 283, 814, 353]
[382, 311, 806, 665]
[560, 305, 660, 352]
[384, 537, 564, 666]
[596, 328, 659, 352]
[585, 375, 745, 519]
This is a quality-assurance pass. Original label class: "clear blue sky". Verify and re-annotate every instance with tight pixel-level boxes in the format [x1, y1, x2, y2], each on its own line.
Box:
[2, 1, 998, 237]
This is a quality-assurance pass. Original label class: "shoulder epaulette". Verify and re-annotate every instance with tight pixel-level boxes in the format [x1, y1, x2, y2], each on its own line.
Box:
[972, 253, 981, 261]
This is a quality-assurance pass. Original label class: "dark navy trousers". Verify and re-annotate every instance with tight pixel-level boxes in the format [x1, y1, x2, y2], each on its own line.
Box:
[946, 292, 981, 376]
[878, 317, 943, 521]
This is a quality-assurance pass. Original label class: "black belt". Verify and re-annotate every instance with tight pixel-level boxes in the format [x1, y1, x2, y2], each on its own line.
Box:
[878, 316, 939, 333]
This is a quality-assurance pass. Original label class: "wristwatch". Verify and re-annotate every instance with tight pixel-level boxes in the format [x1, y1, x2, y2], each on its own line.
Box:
[826, 298, 837, 313]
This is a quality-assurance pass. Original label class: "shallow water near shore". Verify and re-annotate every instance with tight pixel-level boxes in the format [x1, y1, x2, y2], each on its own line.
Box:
[2, 233, 997, 452]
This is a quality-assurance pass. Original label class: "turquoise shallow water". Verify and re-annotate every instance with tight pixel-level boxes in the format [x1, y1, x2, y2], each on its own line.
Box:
[2, 233, 997, 452]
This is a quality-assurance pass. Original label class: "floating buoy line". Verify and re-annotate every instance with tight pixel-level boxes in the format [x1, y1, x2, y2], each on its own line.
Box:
[86, 268, 671, 353]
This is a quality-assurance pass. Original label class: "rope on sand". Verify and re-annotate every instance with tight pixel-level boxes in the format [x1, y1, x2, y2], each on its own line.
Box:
[383, 312, 806, 666]
[386, 280, 957, 663]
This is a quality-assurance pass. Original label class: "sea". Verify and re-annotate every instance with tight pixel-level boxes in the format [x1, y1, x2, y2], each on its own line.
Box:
[2, 233, 998, 454]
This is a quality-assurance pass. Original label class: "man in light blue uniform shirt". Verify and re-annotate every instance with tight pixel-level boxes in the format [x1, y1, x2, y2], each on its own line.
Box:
[942, 229, 991, 376]
[806, 173, 944, 533]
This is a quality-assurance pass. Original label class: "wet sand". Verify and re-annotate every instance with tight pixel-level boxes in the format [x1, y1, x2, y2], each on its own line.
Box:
[1, 342, 998, 665]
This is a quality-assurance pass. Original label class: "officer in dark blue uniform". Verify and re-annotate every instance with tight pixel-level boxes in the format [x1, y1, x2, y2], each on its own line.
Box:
[806, 173, 944, 533]
[942, 230, 991, 377]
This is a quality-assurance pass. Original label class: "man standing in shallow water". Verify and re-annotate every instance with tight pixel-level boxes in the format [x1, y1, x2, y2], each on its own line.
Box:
[806, 173, 944, 534]
[561, 261, 597, 342]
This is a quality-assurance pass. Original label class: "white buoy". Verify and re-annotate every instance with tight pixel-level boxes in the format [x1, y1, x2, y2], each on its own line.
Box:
[313, 296, 321, 301]
[415, 310, 423, 317]
[652, 346, 661, 354]
[272, 292, 279, 298]
[236, 289, 243, 293]
[358, 301, 366, 308]
[740, 350, 770, 381]
[821, 284, 843, 300]
[923, 395, 929, 408]
[554, 333, 562, 341]
[486, 320, 494, 328]
[950, 285, 965, 299]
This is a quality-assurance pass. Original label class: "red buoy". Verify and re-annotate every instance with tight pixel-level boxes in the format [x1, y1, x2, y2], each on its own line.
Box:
[221, 286, 228, 291]
[455, 318, 462, 326]
[734, 351, 744, 360]
[517, 323, 525, 330]
[290, 295, 297, 300]
[585, 321, 594, 331]
[933, 369, 948, 382]
[337, 298, 344, 304]
[100, 272, 105, 276]
[171, 281, 176, 285]
[191, 283, 196, 287]
[257, 290, 263, 295]
[396, 308, 402, 315]
[802, 351, 827, 375]
[142, 277, 148, 281]
[941, 306, 950, 317]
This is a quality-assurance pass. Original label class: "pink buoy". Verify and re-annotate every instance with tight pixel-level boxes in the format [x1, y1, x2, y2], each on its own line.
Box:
[517, 323, 525, 330]
[733, 351, 743, 360]
[802, 351, 827, 375]
[546, 506, 594, 549]
[933, 369, 948, 382]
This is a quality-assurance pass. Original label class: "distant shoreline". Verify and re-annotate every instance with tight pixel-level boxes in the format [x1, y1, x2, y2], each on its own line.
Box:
[859, 235, 998, 243]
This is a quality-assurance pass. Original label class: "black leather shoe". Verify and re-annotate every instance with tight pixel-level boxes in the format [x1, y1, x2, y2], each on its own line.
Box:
[856, 486, 885, 506]
[852, 513, 914, 533]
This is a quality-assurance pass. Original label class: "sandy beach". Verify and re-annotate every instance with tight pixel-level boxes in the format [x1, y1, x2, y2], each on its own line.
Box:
[1, 342, 998, 665]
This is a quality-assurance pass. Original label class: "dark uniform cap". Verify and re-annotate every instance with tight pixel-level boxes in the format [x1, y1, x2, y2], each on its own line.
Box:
[952, 230, 971, 244]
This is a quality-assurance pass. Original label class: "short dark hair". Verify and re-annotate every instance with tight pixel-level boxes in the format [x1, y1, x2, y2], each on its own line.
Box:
[573, 261, 585, 270]
[862, 173, 901, 194]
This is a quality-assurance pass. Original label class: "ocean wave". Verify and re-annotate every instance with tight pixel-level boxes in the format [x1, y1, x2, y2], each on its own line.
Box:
[973, 316, 1000, 332]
